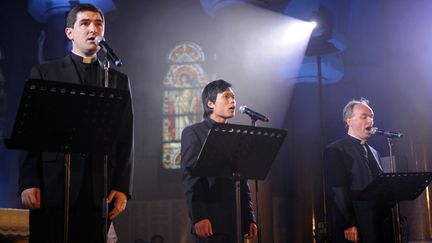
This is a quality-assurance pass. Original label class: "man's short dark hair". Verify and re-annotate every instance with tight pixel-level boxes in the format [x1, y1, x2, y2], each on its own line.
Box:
[201, 79, 232, 118]
[66, 4, 104, 28]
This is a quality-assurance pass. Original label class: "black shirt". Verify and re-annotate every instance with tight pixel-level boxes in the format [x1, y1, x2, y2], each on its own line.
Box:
[347, 135, 381, 177]
[70, 52, 101, 86]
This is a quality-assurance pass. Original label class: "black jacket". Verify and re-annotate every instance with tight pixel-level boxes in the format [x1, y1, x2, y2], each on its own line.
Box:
[181, 118, 256, 235]
[324, 135, 389, 242]
[18, 54, 134, 208]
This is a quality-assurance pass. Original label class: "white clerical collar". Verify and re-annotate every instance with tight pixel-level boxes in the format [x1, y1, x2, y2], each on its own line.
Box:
[347, 132, 367, 145]
[71, 51, 97, 64]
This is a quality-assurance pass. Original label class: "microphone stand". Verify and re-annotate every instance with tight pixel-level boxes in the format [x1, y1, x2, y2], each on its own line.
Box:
[102, 60, 110, 243]
[250, 118, 262, 243]
[63, 146, 71, 243]
[235, 117, 261, 243]
[387, 137, 403, 243]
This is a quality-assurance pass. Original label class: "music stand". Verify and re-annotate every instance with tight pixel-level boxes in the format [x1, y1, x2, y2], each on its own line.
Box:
[359, 172, 432, 202]
[5, 79, 131, 243]
[189, 123, 287, 243]
[359, 172, 432, 243]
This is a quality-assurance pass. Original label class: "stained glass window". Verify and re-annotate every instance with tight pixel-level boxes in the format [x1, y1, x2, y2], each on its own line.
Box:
[162, 42, 208, 169]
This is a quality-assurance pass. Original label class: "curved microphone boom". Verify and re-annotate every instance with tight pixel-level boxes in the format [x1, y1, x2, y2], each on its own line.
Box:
[239, 106, 269, 122]
[95, 36, 122, 67]
[371, 127, 403, 138]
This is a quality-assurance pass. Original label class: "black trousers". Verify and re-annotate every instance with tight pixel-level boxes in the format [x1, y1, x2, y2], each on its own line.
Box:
[29, 159, 108, 243]
[29, 206, 107, 243]
[331, 201, 394, 243]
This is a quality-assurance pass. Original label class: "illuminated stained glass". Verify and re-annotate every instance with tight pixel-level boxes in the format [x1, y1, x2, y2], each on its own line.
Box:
[162, 42, 208, 169]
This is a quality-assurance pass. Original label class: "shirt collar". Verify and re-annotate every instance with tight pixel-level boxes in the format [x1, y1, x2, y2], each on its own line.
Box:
[205, 117, 217, 125]
[347, 133, 367, 145]
[70, 51, 98, 64]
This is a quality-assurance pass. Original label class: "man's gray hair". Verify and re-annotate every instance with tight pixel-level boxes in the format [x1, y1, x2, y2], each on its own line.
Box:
[342, 98, 370, 123]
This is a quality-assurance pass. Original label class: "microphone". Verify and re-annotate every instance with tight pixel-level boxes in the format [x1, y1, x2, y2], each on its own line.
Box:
[371, 127, 403, 138]
[239, 106, 269, 122]
[95, 36, 122, 67]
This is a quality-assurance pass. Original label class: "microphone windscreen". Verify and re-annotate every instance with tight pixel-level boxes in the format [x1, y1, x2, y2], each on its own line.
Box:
[94, 36, 105, 45]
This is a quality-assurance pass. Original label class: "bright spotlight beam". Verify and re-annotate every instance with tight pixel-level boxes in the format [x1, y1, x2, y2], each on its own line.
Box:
[310, 21, 317, 29]
[280, 20, 317, 45]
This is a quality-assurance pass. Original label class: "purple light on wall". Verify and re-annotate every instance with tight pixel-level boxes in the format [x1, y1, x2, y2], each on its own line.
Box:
[28, 0, 116, 23]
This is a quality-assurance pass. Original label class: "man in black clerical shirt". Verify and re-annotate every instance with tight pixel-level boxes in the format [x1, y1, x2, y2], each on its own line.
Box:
[323, 99, 393, 243]
[19, 4, 133, 243]
[181, 80, 257, 243]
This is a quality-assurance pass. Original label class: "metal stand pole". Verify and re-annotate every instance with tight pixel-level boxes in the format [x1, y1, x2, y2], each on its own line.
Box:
[317, 54, 327, 224]
[63, 150, 71, 243]
[102, 155, 109, 243]
[387, 137, 402, 243]
[316, 53, 330, 243]
[102, 61, 110, 243]
[250, 119, 262, 243]
[104, 61, 110, 88]
[234, 173, 242, 243]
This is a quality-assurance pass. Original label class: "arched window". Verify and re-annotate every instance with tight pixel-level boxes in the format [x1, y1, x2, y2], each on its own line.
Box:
[162, 42, 208, 169]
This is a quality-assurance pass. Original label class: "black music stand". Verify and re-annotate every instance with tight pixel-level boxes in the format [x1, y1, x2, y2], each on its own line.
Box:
[359, 172, 432, 202]
[359, 172, 432, 243]
[188, 123, 287, 243]
[5, 79, 131, 243]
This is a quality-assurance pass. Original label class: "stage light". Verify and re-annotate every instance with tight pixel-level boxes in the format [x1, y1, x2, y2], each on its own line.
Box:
[309, 21, 317, 29]
[309, 5, 333, 42]
[279, 20, 316, 46]
[306, 5, 338, 56]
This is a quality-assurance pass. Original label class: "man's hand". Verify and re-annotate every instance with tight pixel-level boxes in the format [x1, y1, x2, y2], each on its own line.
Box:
[344, 226, 358, 242]
[244, 223, 258, 239]
[107, 190, 128, 220]
[194, 219, 213, 238]
[21, 188, 41, 209]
